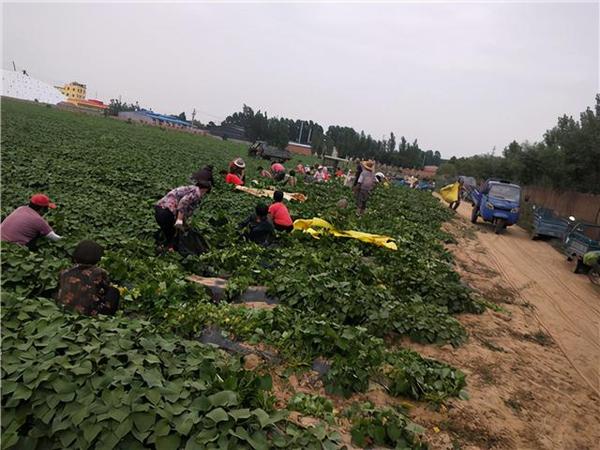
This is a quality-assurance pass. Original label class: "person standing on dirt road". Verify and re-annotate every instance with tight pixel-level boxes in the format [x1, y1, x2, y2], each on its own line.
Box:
[0, 193, 62, 249]
[449, 177, 465, 211]
[155, 180, 211, 250]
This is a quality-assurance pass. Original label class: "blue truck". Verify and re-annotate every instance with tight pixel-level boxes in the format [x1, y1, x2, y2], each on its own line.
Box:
[531, 206, 571, 240]
[470, 179, 522, 234]
[563, 221, 600, 273]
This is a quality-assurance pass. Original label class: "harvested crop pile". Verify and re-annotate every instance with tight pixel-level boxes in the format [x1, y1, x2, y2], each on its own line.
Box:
[1, 99, 479, 448]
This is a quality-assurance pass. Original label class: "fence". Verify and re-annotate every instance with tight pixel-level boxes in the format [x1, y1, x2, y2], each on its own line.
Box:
[524, 186, 600, 225]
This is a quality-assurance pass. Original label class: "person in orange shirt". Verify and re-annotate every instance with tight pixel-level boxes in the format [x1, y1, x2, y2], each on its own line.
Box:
[268, 191, 294, 232]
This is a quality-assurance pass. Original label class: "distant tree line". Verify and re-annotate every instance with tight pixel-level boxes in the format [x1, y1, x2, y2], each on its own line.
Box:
[222, 105, 442, 168]
[106, 99, 140, 116]
[439, 95, 600, 194]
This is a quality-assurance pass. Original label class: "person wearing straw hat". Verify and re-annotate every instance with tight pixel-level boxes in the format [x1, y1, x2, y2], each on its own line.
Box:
[0, 193, 62, 249]
[226, 157, 246, 185]
[355, 160, 377, 215]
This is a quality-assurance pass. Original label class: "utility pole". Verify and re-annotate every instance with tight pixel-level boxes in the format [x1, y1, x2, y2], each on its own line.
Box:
[298, 121, 304, 143]
[192, 108, 197, 124]
[12, 61, 16, 71]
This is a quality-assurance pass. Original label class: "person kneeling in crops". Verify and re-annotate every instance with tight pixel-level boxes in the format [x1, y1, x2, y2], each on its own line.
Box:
[355, 160, 376, 215]
[57, 240, 120, 316]
[239, 203, 275, 246]
[155, 180, 212, 250]
[0, 193, 62, 250]
[225, 158, 246, 185]
[269, 191, 294, 232]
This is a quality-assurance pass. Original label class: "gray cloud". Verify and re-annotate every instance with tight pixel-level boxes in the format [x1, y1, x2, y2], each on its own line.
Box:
[3, 2, 598, 157]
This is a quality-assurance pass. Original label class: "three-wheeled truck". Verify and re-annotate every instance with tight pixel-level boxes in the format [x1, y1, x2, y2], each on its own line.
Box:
[563, 220, 600, 273]
[470, 179, 521, 234]
[247, 141, 291, 163]
[530, 205, 571, 240]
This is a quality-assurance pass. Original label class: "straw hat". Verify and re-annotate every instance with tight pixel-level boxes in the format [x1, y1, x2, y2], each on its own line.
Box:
[362, 160, 375, 171]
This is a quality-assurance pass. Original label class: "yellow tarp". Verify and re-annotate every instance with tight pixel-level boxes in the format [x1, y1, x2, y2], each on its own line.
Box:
[440, 182, 459, 203]
[293, 218, 398, 250]
[235, 185, 307, 202]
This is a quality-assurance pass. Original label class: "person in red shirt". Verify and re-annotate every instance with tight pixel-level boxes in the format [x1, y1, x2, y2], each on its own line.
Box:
[268, 191, 294, 232]
[0, 193, 62, 249]
[226, 158, 245, 185]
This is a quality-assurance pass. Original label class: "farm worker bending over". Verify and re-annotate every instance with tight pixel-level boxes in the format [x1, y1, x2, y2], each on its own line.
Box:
[155, 180, 211, 249]
[281, 170, 297, 187]
[271, 162, 285, 174]
[239, 203, 275, 247]
[269, 191, 294, 232]
[226, 158, 246, 185]
[355, 160, 377, 215]
[314, 166, 326, 183]
[57, 240, 120, 316]
[257, 166, 272, 179]
[0, 193, 62, 249]
[271, 162, 286, 182]
[190, 164, 214, 186]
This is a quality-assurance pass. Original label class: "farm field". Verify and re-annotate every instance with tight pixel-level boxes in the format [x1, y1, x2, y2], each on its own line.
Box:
[2, 98, 597, 449]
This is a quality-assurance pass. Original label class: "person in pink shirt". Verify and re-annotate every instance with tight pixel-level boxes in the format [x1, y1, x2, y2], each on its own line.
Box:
[268, 191, 294, 232]
[271, 162, 285, 173]
[0, 193, 62, 249]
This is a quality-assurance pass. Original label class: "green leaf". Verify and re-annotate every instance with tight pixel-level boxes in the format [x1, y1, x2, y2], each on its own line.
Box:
[82, 422, 103, 443]
[132, 412, 156, 433]
[205, 408, 229, 423]
[228, 408, 252, 421]
[108, 407, 130, 423]
[156, 434, 181, 450]
[207, 390, 238, 407]
[140, 368, 164, 388]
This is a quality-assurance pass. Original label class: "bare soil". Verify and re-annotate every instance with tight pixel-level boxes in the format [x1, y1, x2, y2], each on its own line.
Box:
[407, 202, 600, 449]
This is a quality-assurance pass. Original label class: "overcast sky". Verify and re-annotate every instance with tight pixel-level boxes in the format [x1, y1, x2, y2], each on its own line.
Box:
[2, 2, 598, 158]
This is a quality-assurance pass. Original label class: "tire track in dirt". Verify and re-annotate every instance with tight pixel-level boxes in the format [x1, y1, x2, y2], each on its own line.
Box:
[453, 201, 600, 395]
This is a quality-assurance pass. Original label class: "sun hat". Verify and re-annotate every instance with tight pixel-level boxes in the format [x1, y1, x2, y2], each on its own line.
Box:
[362, 160, 375, 171]
[233, 158, 246, 169]
[30, 193, 56, 209]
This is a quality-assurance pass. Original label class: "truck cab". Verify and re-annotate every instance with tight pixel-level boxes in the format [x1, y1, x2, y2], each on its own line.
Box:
[471, 179, 521, 234]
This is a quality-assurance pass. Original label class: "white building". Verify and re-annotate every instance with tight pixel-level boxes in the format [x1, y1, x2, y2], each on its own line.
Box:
[1, 69, 66, 104]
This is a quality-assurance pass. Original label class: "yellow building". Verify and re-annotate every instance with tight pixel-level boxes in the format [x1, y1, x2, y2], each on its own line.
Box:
[57, 81, 86, 100]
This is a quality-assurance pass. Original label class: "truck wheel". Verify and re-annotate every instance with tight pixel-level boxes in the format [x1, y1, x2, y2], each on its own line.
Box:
[470, 207, 478, 224]
[494, 219, 506, 234]
[573, 259, 588, 274]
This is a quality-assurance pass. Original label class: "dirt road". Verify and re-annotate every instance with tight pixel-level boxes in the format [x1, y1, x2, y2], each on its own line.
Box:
[402, 207, 600, 448]
[455, 201, 600, 394]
